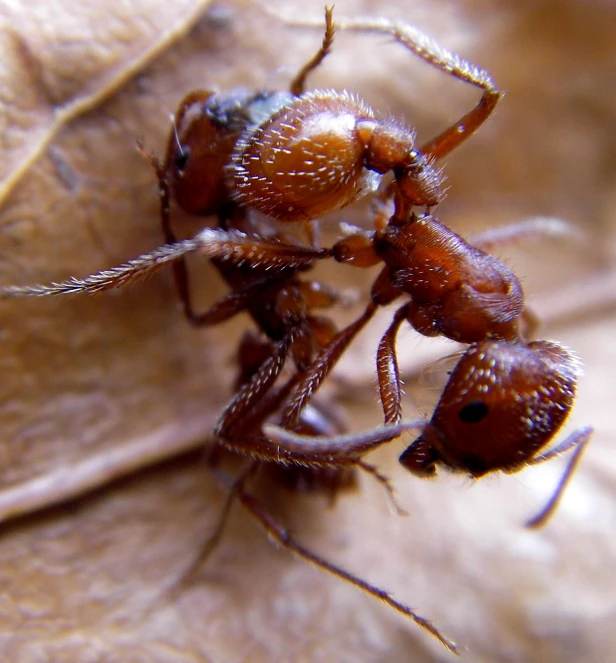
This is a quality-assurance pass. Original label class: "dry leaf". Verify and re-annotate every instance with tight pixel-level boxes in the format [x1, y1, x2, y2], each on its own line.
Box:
[0, 0, 615, 661]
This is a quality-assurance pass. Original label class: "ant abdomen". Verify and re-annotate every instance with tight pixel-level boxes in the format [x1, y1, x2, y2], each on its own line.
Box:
[230, 90, 384, 221]
[400, 340, 580, 477]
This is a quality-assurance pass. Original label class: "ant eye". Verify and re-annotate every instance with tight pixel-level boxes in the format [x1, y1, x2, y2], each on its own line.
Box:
[458, 400, 489, 423]
[174, 145, 190, 174]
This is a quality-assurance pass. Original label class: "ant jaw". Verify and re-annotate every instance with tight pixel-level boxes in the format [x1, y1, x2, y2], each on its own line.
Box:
[398, 435, 440, 478]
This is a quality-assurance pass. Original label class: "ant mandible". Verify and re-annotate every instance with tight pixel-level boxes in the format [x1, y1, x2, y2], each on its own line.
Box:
[0, 6, 590, 654]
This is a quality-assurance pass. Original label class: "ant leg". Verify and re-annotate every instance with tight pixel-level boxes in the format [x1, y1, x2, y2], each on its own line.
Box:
[469, 217, 581, 253]
[524, 427, 593, 529]
[277, 269, 405, 431]
[417, 88, 500, 161]
[263, 418, 427, 466]
[377, 304, 410, 424]
[311, 15, 502, 159]
[289, 6, 335, 96]
[235, 488, 457, 653]
[172, 461, 259, 592]
[171, 276, 287, 327]
[0, 239, 204, 297]
[280, 302, 379, 429]
[138, 91, 215, 323]
[218, 307, 417, 468]
[357, 461, 407, 517]
[0, 231, 329, 299]
[215, 328, 299, 441]
[219, 361, 426, 466]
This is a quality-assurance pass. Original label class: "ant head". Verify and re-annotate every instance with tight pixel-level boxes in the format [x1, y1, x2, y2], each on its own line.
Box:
[399, 340, 580, 478]
[398, 430, 440, 477]
[163, 91, 240, 216]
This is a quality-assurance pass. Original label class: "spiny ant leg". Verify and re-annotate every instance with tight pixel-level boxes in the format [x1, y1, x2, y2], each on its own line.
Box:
[289, 6, 335, 96]
[236, 488, 457, 653]
[380, 18, 502, 160]
[525, 427, 593, 529]
[263, 418, 427, 466]
[174, 229, 332, 326]
[290, 13, 502, 161]
[418, 87, 500, 161]
[377, 304, 410, 425]
[215, 328, 300, 442]
[281, 302, 379, 429]
[0, 239, 203, 297]
[0, 231, 329, 299]
[289, 14, 494, 89]
[193, 230, 331, 270]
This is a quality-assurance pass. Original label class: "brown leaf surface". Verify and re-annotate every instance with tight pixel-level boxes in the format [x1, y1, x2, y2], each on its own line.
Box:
[0, 0, 615, 661]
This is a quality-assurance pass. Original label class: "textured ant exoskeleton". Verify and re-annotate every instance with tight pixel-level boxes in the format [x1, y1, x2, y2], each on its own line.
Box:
[262, 211, 592, 527]
[2, 8, 503, 444]
[0, 6, 590, 654]
[156, 9, 501, 230]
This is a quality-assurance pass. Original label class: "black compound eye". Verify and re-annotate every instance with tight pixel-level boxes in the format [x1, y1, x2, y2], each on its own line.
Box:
[458, 400, 488, 423]
[174, 145, 190, 174]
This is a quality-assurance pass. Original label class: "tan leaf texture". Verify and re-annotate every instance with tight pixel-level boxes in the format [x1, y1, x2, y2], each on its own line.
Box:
[0, 1, 614, 661]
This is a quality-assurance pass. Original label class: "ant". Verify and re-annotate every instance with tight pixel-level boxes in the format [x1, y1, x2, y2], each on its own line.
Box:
[0, 7, 591, 654]
[207, 199, 590, 527]
[264, 213, 592, 529]
[2, 7, 503, 451]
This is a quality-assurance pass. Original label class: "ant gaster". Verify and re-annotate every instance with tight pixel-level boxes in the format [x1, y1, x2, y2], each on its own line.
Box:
[0, 7, 591, 653]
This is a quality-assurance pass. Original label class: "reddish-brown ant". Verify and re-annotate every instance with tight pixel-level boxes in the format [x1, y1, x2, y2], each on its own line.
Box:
[0, 7, 591, 654]
[2, 8, 502, 442]
[246, 208, 592, 527]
